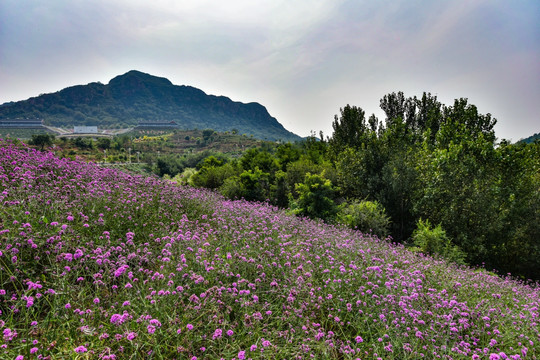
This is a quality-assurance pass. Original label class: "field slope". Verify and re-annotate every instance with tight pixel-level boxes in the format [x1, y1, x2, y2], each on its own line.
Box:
[0, 139, 538, 359]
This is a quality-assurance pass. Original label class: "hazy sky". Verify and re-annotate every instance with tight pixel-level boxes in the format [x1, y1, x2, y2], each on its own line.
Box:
[1, 0, 539, 141]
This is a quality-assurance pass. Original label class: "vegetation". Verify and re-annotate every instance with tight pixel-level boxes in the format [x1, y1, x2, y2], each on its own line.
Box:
[15, 91, 540, 282]
[0, 139, 538, 359]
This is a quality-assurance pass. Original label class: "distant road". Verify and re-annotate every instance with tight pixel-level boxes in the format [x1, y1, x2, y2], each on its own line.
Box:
[50, 127, 134, 138]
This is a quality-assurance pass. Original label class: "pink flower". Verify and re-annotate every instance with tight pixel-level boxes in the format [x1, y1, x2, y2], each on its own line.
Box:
[74, 345, 87, 353]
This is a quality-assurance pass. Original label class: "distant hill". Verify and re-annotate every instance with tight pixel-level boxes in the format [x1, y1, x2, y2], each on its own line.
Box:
[0, 70, 301, 142]
[518, 132, 540, 144]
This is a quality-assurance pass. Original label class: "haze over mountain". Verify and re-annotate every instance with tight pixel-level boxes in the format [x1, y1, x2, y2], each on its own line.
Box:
[0, 70, 301, 142]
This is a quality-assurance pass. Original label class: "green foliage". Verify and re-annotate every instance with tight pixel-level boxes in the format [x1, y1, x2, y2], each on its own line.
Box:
[191, 163, 237, 189]
[415, 125, 499, 263]
[338, 200, 390, 238]
[221, 168, 270, 202]
[269, 170, 290, 208]
[329, 104, 368, 156]
[240, 148, 279, 175]
[411, 220, 466, 265]
[28, 134, 54, 150]
[172, 168, 197, 186]
[276, 143, 301, 170]
[96, 137, 111, 150]
[202, 128, 215, 140]
[293, 173, 338, 221]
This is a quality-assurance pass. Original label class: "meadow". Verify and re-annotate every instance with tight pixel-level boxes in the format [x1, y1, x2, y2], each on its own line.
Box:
[0, 139, 538, 359]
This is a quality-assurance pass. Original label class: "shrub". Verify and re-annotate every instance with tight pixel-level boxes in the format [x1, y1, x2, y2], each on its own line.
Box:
[411, 219, 466, 265]
[338, 200, 390, 238]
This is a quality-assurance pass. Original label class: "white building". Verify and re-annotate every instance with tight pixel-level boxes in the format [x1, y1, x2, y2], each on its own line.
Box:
[73, 126, 98, 134]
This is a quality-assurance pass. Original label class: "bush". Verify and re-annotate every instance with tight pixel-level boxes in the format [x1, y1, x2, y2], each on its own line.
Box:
[172, 168, 197, 186]
[411, 219, 466, 265]
[338, 200, 390, 238]
[293, 173, 338, 222]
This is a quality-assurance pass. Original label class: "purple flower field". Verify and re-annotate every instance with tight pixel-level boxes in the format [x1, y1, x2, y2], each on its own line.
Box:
[0, 139, 538, 359]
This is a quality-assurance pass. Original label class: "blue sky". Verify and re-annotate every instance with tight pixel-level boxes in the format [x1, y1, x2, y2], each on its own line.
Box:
[1, 0, 538, 141]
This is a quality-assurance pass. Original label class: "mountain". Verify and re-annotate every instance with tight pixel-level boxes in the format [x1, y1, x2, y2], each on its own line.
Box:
[0, 70, 301, 142]
[518, 132, 540, 144]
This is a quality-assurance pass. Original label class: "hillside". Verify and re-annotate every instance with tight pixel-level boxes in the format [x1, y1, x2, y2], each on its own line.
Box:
[519, 132, 540, 144]
[0, 70, 301, 142]
[0, 139, 538, 359]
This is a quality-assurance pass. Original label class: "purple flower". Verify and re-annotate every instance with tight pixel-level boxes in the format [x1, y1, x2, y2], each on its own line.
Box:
[213, 328, 222, 339]
[74, 345, 88, 353]
[227, 329, 234, 336]
[238, 351, 246, 360]
[355, 336, 363, 343]
[186, 323, 194, 330]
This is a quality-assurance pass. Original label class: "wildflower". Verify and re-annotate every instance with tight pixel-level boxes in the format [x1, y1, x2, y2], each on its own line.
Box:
[93, 297, 100, 304]
[227, 329, 234, 336]
[213, 328, 222, 339]
[355, 336, 363, 343]
[3, 328, 17, 341]
[238, 351, 246, 359]
[74, 346, 88, 353]
[186, 324, 194, 330]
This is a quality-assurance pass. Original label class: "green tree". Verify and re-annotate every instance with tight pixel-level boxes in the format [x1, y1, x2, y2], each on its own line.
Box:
[338, 200, 390, 238]
[96, 138, 111, 150]
[29, 134, 54, 150]
[415, 121, 499, 264]
[293, 173, 338, 222]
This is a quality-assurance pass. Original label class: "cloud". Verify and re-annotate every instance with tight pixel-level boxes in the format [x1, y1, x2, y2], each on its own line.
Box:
[0, 0, 538, 141]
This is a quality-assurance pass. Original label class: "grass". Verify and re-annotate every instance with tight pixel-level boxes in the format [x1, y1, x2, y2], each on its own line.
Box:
[0, 139, 538, 359]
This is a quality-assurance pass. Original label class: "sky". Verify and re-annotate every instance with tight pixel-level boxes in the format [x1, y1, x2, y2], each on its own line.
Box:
[1, 0, 539, 141]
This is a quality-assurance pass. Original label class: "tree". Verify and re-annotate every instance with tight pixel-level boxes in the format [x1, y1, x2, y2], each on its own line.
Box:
[97, 138, 111, 150]
[293, 173, 338, 222]
[329, 104, 369, 157]
[29, 134, 54, 150]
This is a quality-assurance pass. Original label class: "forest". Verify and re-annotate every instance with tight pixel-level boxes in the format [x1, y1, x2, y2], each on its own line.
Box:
[25, 92, 540, 281]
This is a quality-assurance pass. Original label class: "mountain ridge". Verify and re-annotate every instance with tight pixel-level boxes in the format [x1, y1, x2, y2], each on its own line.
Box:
[0, 70, 301, 141]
